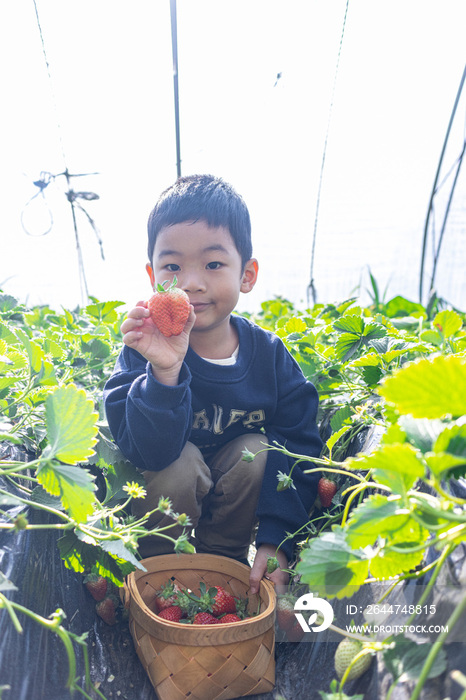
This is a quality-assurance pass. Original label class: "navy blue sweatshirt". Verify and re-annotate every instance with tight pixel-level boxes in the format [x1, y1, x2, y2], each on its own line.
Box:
[103, 315, 322, 558]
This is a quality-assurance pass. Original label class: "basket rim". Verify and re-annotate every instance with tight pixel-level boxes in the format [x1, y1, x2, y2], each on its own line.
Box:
[124, 552, 276, 645]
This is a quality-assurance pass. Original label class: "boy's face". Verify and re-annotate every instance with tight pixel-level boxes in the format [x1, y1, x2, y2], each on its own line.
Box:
[146, 219, 258, 337]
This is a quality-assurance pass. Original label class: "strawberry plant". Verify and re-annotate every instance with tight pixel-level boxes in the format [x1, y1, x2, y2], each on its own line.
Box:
[249, 293, 466, 698]
[1, 286, 465, 699]
[0, 292, 194, 698]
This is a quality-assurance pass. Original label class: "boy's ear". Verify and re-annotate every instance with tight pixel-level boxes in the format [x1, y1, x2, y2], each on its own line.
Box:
[240, 258, 259, 294]
[146, 263, 156, 290]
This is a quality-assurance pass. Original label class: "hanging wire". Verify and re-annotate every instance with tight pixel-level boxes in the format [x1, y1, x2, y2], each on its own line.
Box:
[419, 63, 466, 304]
[32, 0, 68, 170]
[170, 0, 182, 178]
[20, 171, 54, 236]
[31, 0, 104, 303]
[307, 0, 350, 307]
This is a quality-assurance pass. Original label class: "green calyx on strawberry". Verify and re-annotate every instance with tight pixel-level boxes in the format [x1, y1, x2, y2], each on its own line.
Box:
[318, 476, 338, 508]
[154, 578, 181, 612]
[152, 580, 250, 625]
[334, 637, 372, 681]
[147, 276, 190, 337]
[183, 582, 237, 617]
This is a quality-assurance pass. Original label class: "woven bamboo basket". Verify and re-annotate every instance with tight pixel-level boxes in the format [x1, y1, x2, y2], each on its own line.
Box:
[122, 553, 276, 700]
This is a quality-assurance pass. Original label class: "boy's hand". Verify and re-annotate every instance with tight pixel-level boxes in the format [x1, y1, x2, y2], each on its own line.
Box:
[249, 544, 289, 595]
[121, 301, 195, 385]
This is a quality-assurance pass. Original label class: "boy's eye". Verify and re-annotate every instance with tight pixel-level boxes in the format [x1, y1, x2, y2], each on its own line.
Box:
[206, 261, 222, 270]
[165, 264, 180, 272]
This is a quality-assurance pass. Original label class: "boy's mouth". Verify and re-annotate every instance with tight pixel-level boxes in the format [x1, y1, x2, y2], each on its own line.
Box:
[191, 301, 211, 313]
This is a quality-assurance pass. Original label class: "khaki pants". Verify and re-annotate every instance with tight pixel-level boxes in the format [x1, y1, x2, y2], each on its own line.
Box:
[132, 434, 268, 561]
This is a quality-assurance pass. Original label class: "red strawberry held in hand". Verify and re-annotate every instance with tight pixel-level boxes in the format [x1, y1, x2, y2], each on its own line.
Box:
[148, 277, 190, 337]
[318, 476, 337, 508]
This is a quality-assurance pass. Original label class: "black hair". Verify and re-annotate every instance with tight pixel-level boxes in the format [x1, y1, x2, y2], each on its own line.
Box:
[147, 174, 252, 270]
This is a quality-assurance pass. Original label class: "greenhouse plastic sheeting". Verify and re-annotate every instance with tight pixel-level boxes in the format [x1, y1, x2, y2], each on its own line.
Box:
[1, 438, 465, 700]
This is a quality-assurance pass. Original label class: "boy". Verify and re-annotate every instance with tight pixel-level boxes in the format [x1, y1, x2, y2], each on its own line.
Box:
[103, 174, 322, 594]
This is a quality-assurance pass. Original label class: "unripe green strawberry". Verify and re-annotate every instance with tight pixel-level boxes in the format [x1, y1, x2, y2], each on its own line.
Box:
[334, 637, 372, 681]
[148, 278, 190, 337]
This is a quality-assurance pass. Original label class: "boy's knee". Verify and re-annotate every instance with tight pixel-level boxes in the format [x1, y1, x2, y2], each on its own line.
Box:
[132, 442, 212, 521]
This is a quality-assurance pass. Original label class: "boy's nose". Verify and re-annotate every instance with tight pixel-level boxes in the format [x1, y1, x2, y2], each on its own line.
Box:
[179, 272, 206, 293]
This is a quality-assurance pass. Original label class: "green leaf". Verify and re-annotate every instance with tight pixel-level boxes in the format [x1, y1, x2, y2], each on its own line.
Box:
[345, 494, 412, 548]
[57, 530, 138, 586]
[433, 421, 466, 456]
[425, 453, 466, 479]
[0, 294, 19, 312]
[362, 365, 383, 386]
[333, 315, 364, 334]
[45, 384, 98, 463]
[383, 635, 447, 683]
[326, 425, 352, 454]
[97, 457, 144, 505]
[349, 443, 425, 494]
[30, 485, 64, 510]
[379, 355, 466, 419]
[330, 405, 353, 432]
[383, 296, 426, 319]
[398, 416, 445, 452]
[284, 316, 307, 334]
[0, 493, 23, 507]
[296, 526, 370, 599]
[348, 353, 380, 368]
[427, 422, 466, 478]
[36, 462, 96, 521]
[84, 300, 125, 323]
[370, 542, 425, 579]
[363, 321, 386, 340]
[81, 336, 111, 359]
[0, 321, 18, 343]
[16, 328, 44, 374]
[0, 571, 18, 592]
[100, 538, 144, 569]
[335, 333, 362, 362]
[370, 516, 429, 578]
[433, 310, 462, 337]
